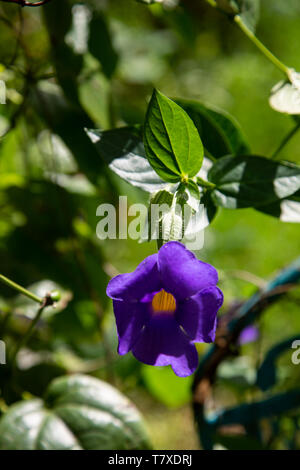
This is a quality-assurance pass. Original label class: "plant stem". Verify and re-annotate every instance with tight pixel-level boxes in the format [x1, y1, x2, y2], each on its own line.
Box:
[11, 300, 47, 367]
[272, 122, 300, 159]
[196, 177, 216, 189]
[234, 15, 289, 75]
[157, 240, 163, 250]
[0, 274, 42, 304]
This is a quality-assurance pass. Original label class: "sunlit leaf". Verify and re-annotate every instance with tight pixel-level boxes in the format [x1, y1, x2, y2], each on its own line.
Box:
[86, 127, 169, 192]
[144, 90, 204, 182]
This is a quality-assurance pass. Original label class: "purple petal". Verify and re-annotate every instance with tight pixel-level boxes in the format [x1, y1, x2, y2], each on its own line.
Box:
[106, 254, 161, 301]
[131, 315, 198, 377]
[238, 325, 259, 345]
[158, 241, 218, 300]
[177, 286, 223, 343]
[113, 300, 150, 355]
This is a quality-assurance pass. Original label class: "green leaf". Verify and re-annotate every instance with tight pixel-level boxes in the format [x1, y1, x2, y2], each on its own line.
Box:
[176, 99, 250, 159]
[269, 80, 300, 115]
[142, 366, 192, 408]
[88, 11, 118, 79]
[86, 127, 169, 192]
[208, 155, 300, 208]
[0, 374, 150, 450]
[144, 90, 204, 182]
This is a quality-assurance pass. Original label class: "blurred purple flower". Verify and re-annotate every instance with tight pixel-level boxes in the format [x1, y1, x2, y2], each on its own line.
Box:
[238, 325, 259, 345]
[106, 241, 223, 377]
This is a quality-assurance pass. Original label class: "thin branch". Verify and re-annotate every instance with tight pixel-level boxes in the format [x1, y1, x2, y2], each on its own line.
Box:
[11, 293, 54, 368]
[271, 121, 300, 159]
[0, 0, 53, 7]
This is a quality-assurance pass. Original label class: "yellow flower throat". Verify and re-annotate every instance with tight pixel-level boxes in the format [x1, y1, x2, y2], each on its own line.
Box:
[152, 289, 176, 315]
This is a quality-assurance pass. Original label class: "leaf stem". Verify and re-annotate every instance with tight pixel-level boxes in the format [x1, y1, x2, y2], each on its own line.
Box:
[234, 15, 289, 75]
[0, 274, 42, 304]
[271, 121, 300, 159]
[196, 177, 216, 189]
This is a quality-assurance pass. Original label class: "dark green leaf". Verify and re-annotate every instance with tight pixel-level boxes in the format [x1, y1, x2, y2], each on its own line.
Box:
[208, 155, 300, 208]
[88, 11, 118, 79]
[176, 99, 250, 159]
[257, 190, 300, 222]
[43, 0, 83, 103]
[144, 90, 204, 182]
[86, 127, 169, 192]
[0, 374, 150, 450]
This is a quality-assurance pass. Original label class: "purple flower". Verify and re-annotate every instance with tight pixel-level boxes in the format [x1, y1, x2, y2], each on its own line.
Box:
[238, 325, 259, 345]
[106, 241, 223, 377]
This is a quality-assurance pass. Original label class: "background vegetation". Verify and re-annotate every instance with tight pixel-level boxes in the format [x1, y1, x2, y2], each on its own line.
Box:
[0, 0, 299, 449]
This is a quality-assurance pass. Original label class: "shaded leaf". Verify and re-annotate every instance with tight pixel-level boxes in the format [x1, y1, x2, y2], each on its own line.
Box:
[43, 0, 83, 103]
[0, 374, 150, 450]
[88, 11, 118, 79]
[257, 191, 300, 222]
[208, 155, 300, 208]
[177, 99, 250, 159]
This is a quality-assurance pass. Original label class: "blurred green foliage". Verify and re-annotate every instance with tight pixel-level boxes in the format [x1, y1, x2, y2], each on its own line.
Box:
[0, 0, 299, 450]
